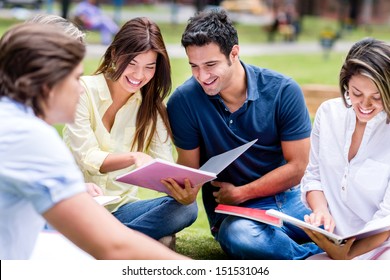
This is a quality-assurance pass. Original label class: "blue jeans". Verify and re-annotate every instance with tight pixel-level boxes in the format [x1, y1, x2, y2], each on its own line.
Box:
[112, 196, 198, 240]
[214, 187, 323, 259]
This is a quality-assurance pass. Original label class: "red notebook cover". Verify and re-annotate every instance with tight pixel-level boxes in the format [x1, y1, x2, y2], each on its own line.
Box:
[215, 204, 282, 227]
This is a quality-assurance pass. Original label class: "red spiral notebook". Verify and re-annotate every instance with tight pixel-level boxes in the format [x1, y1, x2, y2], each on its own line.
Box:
[215, 204, 282, 227]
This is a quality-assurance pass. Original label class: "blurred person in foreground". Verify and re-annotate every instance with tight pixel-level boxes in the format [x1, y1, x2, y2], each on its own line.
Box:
[164, 9, 322, 259]
[26, 14, 103, 199]
[0, 23, 188, 260]
[301, 38, 390, 260]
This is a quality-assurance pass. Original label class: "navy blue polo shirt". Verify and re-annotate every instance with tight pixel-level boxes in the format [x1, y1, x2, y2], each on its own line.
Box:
[167, 61, 311, 223]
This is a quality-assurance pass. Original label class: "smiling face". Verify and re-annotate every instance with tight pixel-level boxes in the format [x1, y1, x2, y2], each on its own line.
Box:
[186, 43, 237, 96]
[117, 50, 157, 94]
[348, 74, 384, 124]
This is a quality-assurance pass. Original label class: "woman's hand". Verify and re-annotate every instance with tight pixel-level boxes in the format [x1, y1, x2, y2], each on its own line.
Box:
[85, 182, 103, 197]
[302, 227, 356, 259]
[304, 209, 335, 233]
[132, 152, 154, 168]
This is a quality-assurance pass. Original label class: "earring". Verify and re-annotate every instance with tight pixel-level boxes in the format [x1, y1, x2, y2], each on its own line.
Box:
[344, 90, 352, 107]
[106, 62, 117, 80]
[110, 62, 116, 71]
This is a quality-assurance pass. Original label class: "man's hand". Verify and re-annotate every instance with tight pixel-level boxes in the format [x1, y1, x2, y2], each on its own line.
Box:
[211, 181, 244, 205]
[161, 178, 201, 205]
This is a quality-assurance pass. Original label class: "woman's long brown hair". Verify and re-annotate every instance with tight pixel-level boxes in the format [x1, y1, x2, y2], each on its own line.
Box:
[94, 17, 172, 151]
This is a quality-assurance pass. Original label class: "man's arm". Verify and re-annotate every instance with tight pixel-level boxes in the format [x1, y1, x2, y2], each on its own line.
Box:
[213, 138, 310, 205]
[176, 147, 200, 168]
[44, 193, 188, 260]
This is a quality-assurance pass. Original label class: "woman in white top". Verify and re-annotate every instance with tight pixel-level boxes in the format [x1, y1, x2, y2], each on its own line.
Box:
[0, 23, 187, 260]
[63, 17, 197, 243]
[301, 38, 390, 260]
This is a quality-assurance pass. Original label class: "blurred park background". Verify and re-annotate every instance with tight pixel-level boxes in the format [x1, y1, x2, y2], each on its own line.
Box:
[1, 0, 389, 259]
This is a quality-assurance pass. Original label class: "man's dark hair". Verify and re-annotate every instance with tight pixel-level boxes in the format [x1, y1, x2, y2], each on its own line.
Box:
[181, 9, 238, 59]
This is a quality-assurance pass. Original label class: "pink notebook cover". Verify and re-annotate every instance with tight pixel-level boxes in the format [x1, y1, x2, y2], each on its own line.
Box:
[116, 159, 216, 195]
[215, 204, 282, 227]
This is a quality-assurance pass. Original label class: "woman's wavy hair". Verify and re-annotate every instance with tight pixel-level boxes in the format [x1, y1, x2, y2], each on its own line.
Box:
[0, 23, 85, 118]
[94, 17, 172, 152]
[339, 38, 390, 123]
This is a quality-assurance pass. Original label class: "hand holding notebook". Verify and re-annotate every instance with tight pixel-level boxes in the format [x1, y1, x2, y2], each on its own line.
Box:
[115, 139, 257, 195]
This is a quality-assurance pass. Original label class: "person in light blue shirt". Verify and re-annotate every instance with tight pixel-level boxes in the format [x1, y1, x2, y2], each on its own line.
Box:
[0, 23, 187, 260]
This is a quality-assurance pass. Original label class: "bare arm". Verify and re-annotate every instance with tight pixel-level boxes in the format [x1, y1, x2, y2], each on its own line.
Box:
[213, 138, 310, 205]
[99, 152, 153, 173]
[43, 193, 189, 260]
[176, 147, 200, 169]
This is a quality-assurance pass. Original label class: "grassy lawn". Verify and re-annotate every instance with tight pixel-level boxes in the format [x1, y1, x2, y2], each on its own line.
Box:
[3, 7, 390, 259]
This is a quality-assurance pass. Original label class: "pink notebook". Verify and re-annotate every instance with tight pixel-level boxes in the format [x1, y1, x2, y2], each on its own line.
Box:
[116, 139, 257, 194]
[116, 158, 216, 195]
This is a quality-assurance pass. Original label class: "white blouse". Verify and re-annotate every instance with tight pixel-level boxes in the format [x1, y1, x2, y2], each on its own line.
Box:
[301, 98, 390, 259]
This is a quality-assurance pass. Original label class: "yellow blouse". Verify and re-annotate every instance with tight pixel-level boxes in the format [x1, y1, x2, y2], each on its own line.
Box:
[63, 74, 173, 212]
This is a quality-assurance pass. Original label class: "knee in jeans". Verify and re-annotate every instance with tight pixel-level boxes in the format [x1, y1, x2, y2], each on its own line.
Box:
[185, 201, 198, 223]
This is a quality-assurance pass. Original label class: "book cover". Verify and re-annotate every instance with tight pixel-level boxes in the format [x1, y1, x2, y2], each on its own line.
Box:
[116, 158, 217, 195]
[215, 204, 282, 227]
[266, 209, 390, 245]
[93, 195, 121, 206]
[115, 140, 257, 195]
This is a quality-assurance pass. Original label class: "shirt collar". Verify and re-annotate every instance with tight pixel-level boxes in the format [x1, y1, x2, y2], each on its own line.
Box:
[207, 60, 258, 102]
[1, 96, 34, 116]
[242, 61, 259, 101]
[96, 73, 142, 102]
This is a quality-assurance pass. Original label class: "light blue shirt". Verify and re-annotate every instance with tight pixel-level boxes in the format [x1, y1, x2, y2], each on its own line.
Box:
[0, 97, 86, 259]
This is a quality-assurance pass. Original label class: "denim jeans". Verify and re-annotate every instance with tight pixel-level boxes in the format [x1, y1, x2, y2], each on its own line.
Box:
[112, 196, 198, 240]
[215, 187, 323, 259]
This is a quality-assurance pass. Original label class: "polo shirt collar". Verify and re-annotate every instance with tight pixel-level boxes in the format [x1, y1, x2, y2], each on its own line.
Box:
[207, 60, 259, 102]
[241, 61, 259, 101]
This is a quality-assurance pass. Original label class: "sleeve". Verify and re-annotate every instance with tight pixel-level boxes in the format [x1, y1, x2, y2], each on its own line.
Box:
[300, 103, 325, 208]
[63, 82, 109, 175]
[278, 79, 312, 141]
[5, 123, 86, 214]
[167, 87, 201, 150]
[147, 112, 174, 162]
[372, 181, 390, 221]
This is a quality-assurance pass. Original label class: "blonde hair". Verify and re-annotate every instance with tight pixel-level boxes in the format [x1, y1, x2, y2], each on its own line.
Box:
[26, 14, 86, 43]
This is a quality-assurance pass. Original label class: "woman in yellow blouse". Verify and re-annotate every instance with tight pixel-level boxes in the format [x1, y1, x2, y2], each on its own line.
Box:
[63, 17, 197, 244]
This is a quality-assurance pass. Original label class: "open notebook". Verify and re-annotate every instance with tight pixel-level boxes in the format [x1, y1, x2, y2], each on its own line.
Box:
[266, 209, 390, 245]
[116, 139, 257, 195]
